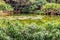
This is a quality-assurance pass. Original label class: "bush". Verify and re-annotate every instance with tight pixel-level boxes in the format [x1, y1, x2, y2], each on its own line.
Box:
[0, 1, 13, 16]
[0, 27, 11, 40]
[0, 3, 13, 11]
[0, 19, 60, 40]
[41, 3, 60, 15]
[22, 0, 47, 13]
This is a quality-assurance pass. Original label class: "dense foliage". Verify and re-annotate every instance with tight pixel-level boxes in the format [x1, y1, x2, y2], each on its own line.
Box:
[0, 0, 13, 11]
[1, 0, 60, 15]
[41, 3, 60, 15]
[0, 0, 60, 40]
[22, 0, 47, 13]
[0, 16, 60, 40]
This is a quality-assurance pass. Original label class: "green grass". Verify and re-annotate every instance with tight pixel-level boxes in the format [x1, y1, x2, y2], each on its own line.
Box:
[0, 15, 60, 40]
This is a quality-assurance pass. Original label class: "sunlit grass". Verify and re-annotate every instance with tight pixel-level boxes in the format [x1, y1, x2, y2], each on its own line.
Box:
[0, 15, 60, 40]
[0, 15, 60, 27]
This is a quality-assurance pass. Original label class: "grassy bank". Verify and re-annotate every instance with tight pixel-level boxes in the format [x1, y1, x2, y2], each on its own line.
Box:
[0, 15, 60, 40]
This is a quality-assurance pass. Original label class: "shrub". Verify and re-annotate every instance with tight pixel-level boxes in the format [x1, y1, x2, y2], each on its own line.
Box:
[22, 0, 47, 13]
[0, 27, 11, 40]
[0, 19, 60, 40]
[0, 3, 13, 11]
[41, 3, 60, 15]
[2, 22, 60, 40]
[0, 1, 13, 16]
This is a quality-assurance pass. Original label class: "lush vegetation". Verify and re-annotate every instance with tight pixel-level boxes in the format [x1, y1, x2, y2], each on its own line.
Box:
[22, 0, 47, 13]
[0, 16, 60, 40]
[42, 3, 60, 15]
[0, 0, 13, 11]
[1, 0, 60, 15]
[0, 0, 60, 15]
[0, 0, 60, 40]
